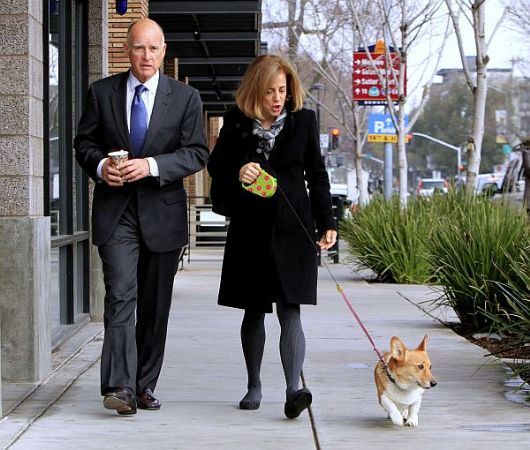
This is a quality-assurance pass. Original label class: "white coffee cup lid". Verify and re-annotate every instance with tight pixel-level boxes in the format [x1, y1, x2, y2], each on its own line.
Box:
[108, 150, 128, 156]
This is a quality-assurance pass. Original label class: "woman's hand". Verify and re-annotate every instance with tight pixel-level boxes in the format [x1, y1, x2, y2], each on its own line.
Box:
[318, 229, 337, 250]
[239, 162, 261, 185]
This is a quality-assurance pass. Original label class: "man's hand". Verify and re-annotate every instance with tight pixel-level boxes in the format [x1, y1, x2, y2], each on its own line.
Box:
[119, 159, 151, 183]
[102, 159, 124, 186]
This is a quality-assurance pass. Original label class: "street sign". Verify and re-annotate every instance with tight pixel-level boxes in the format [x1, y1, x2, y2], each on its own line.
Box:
[352, 47, 406, 104]
[367, 113, 409, 143]
[320, 133, 329, 151]
[368, 134, 400, 143]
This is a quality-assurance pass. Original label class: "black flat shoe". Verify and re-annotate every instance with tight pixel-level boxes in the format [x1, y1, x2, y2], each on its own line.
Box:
[239, 389, 262, 410]
[103, 387, 137, 415]
[284, 388, 312, 419]
[239, 398, 261, 410]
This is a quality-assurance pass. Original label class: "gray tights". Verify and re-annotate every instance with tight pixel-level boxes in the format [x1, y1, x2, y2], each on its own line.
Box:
[239, 301, 305, 409]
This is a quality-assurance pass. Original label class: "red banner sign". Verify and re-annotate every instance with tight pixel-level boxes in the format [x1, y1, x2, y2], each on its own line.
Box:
[352, 51, 406, 104]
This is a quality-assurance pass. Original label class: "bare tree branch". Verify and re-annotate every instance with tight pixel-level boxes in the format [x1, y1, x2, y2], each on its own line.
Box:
[445, 0, 476, 92]
[408, 14, 453, 130]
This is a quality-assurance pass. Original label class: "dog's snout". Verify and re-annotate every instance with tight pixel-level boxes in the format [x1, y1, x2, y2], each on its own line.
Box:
[430, 380, 437, 388]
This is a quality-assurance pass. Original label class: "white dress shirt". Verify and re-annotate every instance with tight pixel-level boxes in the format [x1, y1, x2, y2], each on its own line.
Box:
[97, 71, 161, 178]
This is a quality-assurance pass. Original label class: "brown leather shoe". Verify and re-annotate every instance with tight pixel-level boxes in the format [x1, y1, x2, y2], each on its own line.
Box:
[137, 388, 161, 410]
[103, 387, 137, 415]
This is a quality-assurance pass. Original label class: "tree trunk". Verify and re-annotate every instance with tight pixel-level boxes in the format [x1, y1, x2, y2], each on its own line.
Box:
[467, 0, 488, 191]
[398, 107, 408, 204]
[353, 106, 369, 205]
[397, 17, 409, 205]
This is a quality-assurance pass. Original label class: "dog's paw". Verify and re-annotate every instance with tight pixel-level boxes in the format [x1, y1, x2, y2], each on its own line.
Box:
[390, 412, 405, 427]
[404, 414, 419, 427]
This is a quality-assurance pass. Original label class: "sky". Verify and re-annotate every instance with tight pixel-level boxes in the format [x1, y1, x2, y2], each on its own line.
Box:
[415, 0, 524, 72]
[406, 0, 524, 105]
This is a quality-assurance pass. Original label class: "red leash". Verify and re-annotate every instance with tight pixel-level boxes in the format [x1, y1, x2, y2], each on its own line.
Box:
[276, 184, 387, 368]
[335, 284, 386, 364]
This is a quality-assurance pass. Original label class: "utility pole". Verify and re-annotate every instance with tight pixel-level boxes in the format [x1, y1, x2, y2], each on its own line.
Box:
[383, 0, 393, 199]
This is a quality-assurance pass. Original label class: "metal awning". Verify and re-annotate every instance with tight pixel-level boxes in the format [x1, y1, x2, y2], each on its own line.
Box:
[150, 0, 264, 116]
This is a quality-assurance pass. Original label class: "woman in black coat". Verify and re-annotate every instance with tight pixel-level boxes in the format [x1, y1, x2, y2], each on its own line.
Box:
[207, 54, 336, 419]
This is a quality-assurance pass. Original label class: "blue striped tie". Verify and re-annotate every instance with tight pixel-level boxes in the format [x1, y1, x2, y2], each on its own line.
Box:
[130, 84, 148, 157]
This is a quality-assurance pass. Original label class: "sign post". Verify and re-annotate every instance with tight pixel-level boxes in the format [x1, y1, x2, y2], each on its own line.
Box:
[353, 40, 407, 199]
[320, 133, 329, 153]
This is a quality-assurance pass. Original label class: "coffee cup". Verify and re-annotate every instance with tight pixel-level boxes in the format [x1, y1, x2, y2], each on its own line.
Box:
[108, 150, 129, 167]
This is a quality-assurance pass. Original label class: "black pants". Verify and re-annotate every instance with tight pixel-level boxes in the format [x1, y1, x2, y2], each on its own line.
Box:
[98, 196, 182, 395]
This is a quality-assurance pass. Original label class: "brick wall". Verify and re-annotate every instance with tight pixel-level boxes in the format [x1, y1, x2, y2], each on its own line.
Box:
[108, 0, 148, 75]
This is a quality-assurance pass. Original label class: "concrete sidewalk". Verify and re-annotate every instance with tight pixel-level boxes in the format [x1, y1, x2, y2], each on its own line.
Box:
[1, 249, 529, 449]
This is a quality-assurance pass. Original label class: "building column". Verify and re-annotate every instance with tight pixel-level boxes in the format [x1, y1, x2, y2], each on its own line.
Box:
[0, 0, 51, 384]
[87, 0, 110, 322]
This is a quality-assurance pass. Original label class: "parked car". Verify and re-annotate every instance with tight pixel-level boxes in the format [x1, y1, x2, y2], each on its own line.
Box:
[416, 178, 449, 197]
[477, 172, 505, 195]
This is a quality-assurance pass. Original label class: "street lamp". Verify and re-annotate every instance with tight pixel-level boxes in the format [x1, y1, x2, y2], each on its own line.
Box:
[309, 83, 324, 133]
[412, 132, 462, 177]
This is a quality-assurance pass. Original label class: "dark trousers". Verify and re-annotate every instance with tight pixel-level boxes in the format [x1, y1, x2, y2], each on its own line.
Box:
[98, 196, 182, 395]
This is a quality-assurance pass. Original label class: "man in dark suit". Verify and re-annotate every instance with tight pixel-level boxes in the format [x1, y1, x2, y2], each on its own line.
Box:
[74, 18, 209, 415]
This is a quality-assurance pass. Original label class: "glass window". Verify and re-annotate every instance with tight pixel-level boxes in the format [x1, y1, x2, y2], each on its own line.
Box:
[45, 0, 90, 344]
[49, 2, 60, 236]
[50, 247, 60, 330]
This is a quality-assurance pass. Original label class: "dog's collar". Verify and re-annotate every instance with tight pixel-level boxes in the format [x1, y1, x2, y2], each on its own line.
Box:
[381, 358, 397, 385]
[385, 367, 397, 385]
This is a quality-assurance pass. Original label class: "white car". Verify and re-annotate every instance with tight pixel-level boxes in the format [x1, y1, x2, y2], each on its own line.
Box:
[477, 172, 505, 195]
[416, 178, 449, 197]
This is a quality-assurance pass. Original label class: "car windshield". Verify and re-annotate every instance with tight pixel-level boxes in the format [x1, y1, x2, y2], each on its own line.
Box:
[422, 180, 445, 189]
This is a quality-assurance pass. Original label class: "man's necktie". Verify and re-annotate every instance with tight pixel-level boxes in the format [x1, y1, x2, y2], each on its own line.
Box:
[130, 84, 148, 157]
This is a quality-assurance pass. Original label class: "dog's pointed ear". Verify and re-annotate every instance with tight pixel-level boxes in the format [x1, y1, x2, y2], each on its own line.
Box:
[416, 334, 429, 351]
[390, 336, 407, 361]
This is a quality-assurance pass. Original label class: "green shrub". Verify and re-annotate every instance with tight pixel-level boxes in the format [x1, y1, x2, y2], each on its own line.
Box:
[430, 191, 529, 332]
[484, 248, 530, 382]
[340, 196, 434, 284]
[341, 190, 529, 334]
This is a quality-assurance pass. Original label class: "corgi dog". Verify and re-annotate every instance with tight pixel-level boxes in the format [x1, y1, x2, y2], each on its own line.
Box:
[374, 335, 437, 427]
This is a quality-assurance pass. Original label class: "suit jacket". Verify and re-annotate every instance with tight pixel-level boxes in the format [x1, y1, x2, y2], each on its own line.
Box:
[207, 106, 336, 311]
[74, 71, 209, 252]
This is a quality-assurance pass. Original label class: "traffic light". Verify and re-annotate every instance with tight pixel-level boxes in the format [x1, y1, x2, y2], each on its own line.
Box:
[331, 127, 340, 150]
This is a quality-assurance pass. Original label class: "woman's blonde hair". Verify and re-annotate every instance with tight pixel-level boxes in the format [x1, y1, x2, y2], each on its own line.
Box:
[235, 54, 306, 120]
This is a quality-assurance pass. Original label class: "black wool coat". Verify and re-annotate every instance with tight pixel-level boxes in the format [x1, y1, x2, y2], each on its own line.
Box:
[207, 107, 336, 312]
